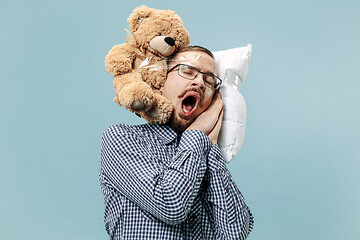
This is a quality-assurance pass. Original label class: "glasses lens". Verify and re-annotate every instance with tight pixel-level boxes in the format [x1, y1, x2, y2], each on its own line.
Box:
[176, 64, 222, 90]
[179, 65, 197, 79]
[203, 74, 217, 89]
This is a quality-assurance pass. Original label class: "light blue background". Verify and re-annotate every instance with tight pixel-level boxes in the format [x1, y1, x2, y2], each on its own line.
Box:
[1, 0, 359, 239]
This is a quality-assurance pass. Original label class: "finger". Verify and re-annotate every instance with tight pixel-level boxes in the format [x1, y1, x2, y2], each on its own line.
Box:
[213, 96, 224, 115]
[205, 93, 223, 115]
[213, 91, 221, 100]
[211, 91, 222, 105]
[207, 108, 224, 144]
[218, 106, 224, 122]
[213, 107, 224, 132]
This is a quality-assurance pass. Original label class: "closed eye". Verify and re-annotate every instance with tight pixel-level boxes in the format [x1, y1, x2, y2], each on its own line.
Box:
[203, 74, 216, 86]
[180, 66, 196, 76]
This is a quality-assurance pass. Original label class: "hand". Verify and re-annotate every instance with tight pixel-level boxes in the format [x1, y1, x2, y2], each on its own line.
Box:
[208, 107, 224, 145]
[186, 92, 223, 144]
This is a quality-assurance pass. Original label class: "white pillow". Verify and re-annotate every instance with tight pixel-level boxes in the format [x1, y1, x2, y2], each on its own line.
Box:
[213, 44, 252, 163]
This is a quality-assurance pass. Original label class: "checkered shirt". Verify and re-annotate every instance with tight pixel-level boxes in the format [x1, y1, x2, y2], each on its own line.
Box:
[99, 123, 254, 239]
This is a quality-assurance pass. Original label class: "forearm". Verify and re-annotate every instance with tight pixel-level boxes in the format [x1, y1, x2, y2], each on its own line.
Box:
[203, 145, 254, 239]
[100, 126, 211, 225]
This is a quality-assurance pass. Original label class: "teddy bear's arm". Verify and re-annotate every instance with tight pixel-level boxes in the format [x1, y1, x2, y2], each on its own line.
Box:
[105, 43, 136, 76]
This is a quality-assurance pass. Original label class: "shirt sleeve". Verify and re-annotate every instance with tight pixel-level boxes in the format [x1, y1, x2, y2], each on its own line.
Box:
[99, 125, 211, 225]
[202, 144, 254, 240]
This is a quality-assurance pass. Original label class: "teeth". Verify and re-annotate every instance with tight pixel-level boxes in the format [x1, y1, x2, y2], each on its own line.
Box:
[183, 106, 190, 113]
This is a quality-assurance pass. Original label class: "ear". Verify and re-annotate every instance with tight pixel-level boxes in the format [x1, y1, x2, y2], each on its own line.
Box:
[127, 5, 155, 32]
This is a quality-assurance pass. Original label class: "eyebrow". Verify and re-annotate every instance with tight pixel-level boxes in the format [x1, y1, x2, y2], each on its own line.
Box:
[199, 68, 217, 76]
[188, 64, 215, 75]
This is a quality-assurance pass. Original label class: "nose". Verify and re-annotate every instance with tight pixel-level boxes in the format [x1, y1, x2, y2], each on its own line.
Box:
[191, 74, 206, 92]
[164, 37, 175, 46]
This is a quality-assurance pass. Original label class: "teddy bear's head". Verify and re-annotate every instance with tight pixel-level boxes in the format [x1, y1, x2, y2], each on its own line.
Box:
[127, 5, 190, 57]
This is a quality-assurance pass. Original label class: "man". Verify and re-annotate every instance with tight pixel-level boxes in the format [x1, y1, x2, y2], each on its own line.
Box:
[99, 46, 254, 239]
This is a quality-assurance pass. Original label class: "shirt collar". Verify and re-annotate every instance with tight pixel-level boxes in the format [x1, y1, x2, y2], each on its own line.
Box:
[148, 123, 179, 145]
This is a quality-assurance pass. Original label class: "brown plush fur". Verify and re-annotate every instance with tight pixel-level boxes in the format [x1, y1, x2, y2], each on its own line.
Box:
[105, 6, 190, 123]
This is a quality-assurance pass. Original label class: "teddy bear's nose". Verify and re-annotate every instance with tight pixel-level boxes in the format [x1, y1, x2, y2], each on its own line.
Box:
[164, 37, 175, 46]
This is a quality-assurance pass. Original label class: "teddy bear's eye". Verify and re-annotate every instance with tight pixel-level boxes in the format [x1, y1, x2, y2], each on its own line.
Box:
[137, 17, 142, 24]
[158, 32, 162, 36]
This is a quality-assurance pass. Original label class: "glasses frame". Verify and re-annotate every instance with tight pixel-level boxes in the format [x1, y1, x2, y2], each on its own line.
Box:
[167, 64, 222, 90]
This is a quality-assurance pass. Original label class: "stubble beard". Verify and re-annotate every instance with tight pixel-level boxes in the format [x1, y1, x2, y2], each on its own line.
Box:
[168, 111, 195, 133]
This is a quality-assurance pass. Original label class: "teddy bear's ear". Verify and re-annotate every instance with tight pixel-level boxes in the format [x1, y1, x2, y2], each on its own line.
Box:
[128, 5, 155, 32]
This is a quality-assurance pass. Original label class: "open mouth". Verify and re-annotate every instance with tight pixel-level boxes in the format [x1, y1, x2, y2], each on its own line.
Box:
[180, 92, 200, 117]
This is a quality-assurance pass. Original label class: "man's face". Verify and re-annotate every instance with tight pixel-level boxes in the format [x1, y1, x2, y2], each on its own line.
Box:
[160, 51, 216, 132]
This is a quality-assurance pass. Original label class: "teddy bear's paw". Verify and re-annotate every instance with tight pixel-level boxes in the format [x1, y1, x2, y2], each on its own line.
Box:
[132, 100, 147, 110]
[117, 81, 155, 112]
[143, 95, 174, 124]
[143, 107, 167, 124]
[146, 105, 162, 118]
[119, 94, 153, 112]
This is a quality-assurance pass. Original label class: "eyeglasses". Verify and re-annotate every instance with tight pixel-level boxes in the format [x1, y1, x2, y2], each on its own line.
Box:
[167, 64, 222, 90]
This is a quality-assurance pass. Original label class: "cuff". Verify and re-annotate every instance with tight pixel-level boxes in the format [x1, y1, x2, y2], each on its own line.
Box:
[207, 144, 227, 172]
[178, 129, 212, 155]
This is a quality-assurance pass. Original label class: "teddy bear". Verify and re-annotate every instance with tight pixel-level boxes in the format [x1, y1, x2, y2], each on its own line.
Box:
[105, 5, 190, 123]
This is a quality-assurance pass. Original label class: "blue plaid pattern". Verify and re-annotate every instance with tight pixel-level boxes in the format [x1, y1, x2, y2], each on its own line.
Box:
[99, 123, 253, 239]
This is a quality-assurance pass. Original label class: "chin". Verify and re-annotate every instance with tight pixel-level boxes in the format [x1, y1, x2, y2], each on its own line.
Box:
[169, 112, 195, 133]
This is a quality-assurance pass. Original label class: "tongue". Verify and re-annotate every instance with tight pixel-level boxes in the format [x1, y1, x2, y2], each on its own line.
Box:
[184, 102, 193, 111]
[182, 96, 196, 113]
